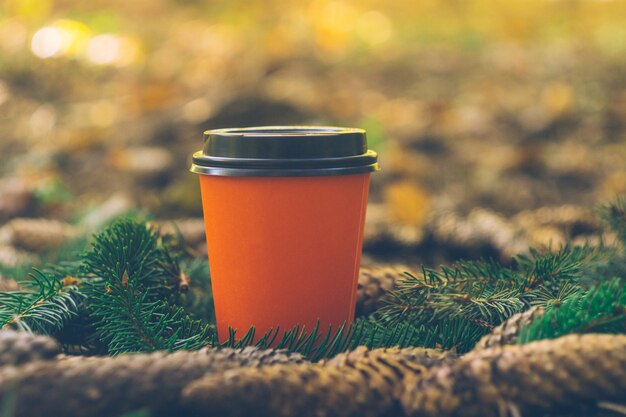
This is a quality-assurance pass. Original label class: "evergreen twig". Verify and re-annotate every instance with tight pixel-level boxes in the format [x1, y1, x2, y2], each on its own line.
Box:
[375, 244, 600, 352]
[518, 278, 626, 343]
[599, 196, 626, 247]
[82, 219, 213, 355]
[0, 269, 82, 333]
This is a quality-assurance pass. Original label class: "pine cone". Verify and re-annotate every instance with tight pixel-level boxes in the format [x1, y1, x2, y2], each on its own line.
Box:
[0, 347, 302, 417]
[402, 334, 626, 417]
[474, 306, 544, 350]
[4, 218, 81, 252]
[513, 205, 603, 249]
[0, 331, 60, 366]
[322, 345, 455, 369]
[183, 363, 397, 417]
[0, 178, 35, 221]
[363, 204, 424, 250]
[356, 265, 411, 317]
[431, 209, 530, 259]
[183, 346, 454, 417]
[513, 205, 601, 236]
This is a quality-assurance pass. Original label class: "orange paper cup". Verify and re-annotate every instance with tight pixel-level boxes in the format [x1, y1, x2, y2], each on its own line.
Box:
[190, 126, 379, 343]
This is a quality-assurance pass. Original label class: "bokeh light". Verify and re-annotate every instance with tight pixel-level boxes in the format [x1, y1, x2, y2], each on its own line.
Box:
[84, 33, 140, 66]
[31, 26, 64, 58]
[29, 105, 57, 135]
[86, 34, 121, 65]
[356, 11, 392, 46]
[30, 19, 91, 59]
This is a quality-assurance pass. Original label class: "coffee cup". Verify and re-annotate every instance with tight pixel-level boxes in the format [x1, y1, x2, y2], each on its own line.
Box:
[190, 126, 379, 342]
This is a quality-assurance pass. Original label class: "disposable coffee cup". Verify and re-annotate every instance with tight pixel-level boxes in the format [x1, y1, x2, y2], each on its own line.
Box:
[190, 126, 379, 342]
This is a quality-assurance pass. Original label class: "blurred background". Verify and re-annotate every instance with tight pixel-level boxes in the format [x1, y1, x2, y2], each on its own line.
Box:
[1, 0, 626, 267]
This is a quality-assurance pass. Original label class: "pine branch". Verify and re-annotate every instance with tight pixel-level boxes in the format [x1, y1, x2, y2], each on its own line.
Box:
[518, 278, 626, 343]
[177, 257, 214, 323]
[525, 281, 581, 310]
[429, 286, 525, 325]
[374, 244, 603, 352]
[515, 245, 597, 292]
[82, 220, 168, 298]
[216, 318, 418, 361]
[217, 312, 487, 360]
[82, 219, 213, 355]
[217, 321, 354, 362]
[379, 266, 521, 335]
[0, 269, 82, 333]
[353, 315, 486, 353]
[599, 196, 626, 247]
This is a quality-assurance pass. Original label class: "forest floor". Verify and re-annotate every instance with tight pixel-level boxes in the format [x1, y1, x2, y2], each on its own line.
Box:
[1, 0, 626, 267]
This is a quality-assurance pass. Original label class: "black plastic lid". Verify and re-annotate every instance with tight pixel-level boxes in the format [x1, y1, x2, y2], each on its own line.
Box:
[190, 126, 379, 177]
